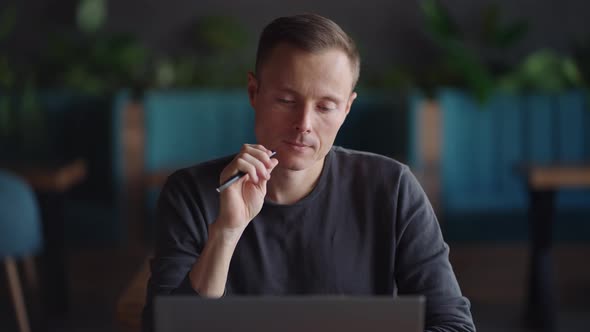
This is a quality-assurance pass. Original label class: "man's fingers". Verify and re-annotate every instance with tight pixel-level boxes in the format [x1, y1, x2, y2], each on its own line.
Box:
[221, 144, 277, 186]
[269, 158, 279, 171]
[242, 145, 274, 169]
[246, 144, 272, 155]
[241, 153, 270, 180]
[235, 158, 259, 183]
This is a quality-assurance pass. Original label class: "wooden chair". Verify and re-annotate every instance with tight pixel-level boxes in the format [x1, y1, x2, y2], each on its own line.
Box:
[116, 259, 151, 332]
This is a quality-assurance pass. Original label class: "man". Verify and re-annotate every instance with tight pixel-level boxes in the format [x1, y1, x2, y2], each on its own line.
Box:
[143, 13, 475, 331]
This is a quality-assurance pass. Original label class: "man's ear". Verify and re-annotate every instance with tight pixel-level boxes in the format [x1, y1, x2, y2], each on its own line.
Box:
[344, 92, 358, 117]
[247, 72, 258, 108]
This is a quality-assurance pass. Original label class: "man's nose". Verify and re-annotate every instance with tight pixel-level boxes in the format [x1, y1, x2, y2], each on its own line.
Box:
[293, 105, 313, 134]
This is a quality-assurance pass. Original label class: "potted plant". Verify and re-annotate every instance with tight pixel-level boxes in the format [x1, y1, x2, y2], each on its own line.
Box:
[0, 0, 150, 247]
[409, 0, 589, 219]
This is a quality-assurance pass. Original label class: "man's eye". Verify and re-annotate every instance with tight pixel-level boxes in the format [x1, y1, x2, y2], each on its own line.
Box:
[277, 98, 295, 104]
[318, 105, 336, 112]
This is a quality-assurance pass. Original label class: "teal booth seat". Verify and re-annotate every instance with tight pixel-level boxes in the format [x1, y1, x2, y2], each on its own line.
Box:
[143, 90, 257, 173]
[134, 90, 406, 239]
[0, 170, 43, 257]
[141, 90, 407, 173]
[409, 89, 590, 241]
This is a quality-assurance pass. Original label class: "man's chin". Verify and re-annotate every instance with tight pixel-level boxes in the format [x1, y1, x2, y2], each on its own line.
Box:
[277, 152, 325, 172]
[276, 155, 313, 172]
[277, 160, 308, 172]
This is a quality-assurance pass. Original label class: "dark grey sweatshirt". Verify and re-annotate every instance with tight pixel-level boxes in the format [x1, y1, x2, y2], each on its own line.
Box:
[142, 146, 476, 331]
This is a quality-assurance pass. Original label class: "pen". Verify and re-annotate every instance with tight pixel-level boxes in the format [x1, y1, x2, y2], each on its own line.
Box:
[216, 151, 277, 193]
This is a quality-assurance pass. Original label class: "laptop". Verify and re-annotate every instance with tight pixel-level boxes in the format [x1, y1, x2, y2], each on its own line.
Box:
[154, 295, 425, 332]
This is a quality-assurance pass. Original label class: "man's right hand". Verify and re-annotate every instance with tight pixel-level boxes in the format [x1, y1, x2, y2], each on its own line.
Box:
[216, 144, 279, 238]
[189, 144, 278, 298]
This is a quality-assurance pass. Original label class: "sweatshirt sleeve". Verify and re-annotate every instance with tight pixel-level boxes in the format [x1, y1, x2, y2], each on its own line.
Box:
[394, 166, 476, 332]
[141, 170, 210, 332]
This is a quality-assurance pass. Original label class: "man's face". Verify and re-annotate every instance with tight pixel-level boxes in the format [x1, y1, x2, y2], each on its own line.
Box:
[248, 43, 357, 171]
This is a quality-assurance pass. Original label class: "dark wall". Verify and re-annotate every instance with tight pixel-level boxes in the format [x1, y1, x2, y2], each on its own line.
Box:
[2, 0, 590, 75]
[107, 0, 590, 64]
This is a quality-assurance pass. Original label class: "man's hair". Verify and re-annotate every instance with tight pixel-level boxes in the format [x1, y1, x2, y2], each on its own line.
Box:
[255, 13, 361, 89]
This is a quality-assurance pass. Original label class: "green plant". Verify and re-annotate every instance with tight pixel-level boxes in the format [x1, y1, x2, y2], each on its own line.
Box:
[197, 15, 250, 53]
[572, 37, 590, 88]
[39, 0, 148, 95]
[419, 0, 530, 101]
[152, 15, 253, 89]
[417, 0, 589, 102]
[499, 50, 583, 93]
[572, 36, 590, 104]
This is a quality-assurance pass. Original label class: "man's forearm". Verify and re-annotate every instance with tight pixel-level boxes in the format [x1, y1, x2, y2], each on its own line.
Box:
[188, 221, 243, 298]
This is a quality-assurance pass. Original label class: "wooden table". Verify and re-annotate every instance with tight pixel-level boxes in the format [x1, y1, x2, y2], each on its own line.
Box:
[3, 159, 87, 193]
[519, 164, 590, 332]
[1, 159, 87, 314]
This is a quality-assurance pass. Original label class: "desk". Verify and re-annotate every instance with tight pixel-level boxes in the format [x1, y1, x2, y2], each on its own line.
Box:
[519, 164, 590, 332]
[1, 159, 87, 314]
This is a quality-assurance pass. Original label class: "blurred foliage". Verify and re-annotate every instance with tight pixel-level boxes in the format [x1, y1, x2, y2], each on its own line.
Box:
[480, 5, 528, 50]
[3, 0, 586, 100]
[77, 0, 106, 35]
[572, 37, 590, 103]
[0, 56, 12, 89]
[0, 5, 16, 41]
[1, 1, 253, 97]
[197, 15, 249, 53]
[153, 15, 253, 89]
[41, 33, 148, 95]
[391, 0, 587, 102]
[418, 0, 527, 101]
[1, 0, 140, 150]
[573, 37, 590, 87]
[0, 2, 253, 145]
[37, 0, 148, 95]
[499, 50, 583, 93]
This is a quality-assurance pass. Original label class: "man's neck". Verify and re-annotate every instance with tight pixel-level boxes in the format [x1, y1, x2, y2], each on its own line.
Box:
[266, 158, 325, 205]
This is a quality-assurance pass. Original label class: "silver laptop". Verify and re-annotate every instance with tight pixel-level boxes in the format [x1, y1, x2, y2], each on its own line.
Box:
[155, 295, 425, 332]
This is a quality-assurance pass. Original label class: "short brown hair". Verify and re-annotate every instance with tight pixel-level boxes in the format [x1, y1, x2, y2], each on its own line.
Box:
[255, 13, 361, 89]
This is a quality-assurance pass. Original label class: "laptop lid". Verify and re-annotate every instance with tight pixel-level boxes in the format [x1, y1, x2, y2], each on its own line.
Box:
[155, 295, 425, 332]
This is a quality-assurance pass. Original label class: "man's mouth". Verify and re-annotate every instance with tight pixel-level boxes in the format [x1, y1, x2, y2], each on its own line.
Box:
[284, 140, 308, 147]
[283, 140, 312, 151]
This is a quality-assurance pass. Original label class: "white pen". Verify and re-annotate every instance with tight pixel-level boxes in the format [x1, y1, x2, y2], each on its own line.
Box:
[216, 151, 277, 193]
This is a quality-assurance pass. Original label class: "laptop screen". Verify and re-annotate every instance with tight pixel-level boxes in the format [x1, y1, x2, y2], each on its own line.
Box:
[155, 295, 425, 332]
